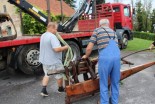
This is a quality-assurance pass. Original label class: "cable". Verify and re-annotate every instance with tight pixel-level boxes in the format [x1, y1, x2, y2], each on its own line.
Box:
[55, 32, 73, 67]
[121, 48, 155, 60]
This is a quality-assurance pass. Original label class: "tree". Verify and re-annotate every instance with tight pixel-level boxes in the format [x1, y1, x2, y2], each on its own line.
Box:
[96, 0, 105, 4]
[143, 0, 152, 32]
[134, 0, 152, 32]
[22, 12, 58, 34]
[135, 1, 143, 31]
[151, 9, 155, 32]
[114, 0, 119, 2]
[141, 8, 147, 31]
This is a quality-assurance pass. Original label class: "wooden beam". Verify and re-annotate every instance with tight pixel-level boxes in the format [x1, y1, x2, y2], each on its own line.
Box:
[66, 61, 155, 97]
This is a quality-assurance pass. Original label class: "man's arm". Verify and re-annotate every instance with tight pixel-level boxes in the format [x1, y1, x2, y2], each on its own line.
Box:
[82, 29, 97, 59]
[53, 45, 68, 52]
[82, 42, 94, 59]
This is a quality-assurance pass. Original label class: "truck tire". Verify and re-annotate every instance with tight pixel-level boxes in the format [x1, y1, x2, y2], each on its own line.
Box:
[121, 33, 128, 49]
[17, 44, 43, 75]
[6, 50, 16, 75]
[63, 41, 81, 63]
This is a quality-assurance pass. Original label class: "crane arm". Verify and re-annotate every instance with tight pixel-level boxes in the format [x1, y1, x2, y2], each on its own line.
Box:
[57, 0, 93, 33]
[8, 0, 48, 26]
[8, 0, 93, 32]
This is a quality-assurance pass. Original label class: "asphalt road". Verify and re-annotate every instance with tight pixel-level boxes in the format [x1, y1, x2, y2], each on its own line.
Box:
[0, 51, 155, 104]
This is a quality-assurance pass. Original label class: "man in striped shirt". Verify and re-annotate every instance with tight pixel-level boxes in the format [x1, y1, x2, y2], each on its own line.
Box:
[82, 19, 121, 104]
[89, 22, 118, 51]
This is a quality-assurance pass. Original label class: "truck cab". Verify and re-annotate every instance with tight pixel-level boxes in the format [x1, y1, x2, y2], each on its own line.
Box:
[113, 3, 133, 48]
[78, 3, 133, 49]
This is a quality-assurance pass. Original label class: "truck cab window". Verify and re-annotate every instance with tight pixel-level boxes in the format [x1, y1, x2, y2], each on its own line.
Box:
[113, 7, 120, 12]
[124, 7, 130, 17]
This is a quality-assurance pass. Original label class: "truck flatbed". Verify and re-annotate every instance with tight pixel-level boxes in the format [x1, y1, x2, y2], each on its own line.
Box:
[0, 32, 92, 48]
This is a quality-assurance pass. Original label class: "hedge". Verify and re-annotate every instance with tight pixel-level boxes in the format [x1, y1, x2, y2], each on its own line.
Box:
[133, 31, 155, 41]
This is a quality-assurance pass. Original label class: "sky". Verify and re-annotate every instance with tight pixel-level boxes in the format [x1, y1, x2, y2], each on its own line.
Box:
[75, 0, 155, 10]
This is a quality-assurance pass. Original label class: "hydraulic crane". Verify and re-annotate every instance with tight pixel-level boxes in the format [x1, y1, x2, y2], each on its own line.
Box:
[0, 0, 94, 74]
[8, 0, 48, 26]
[7, 0, 93, 33]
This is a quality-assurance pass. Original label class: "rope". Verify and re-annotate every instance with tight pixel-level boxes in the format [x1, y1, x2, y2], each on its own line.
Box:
[55, 32, 73, 67]
[55, 32, 73, 81]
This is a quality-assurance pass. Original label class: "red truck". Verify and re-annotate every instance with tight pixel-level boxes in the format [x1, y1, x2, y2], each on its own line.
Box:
[0, 0, 133, 75]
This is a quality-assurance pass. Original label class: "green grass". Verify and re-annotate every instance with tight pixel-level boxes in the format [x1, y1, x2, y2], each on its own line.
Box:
[123, 38, 153, 51]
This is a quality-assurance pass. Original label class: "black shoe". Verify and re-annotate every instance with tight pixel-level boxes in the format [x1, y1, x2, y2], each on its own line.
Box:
[57, 86, 65, 93]
[40, 90, 49, 97]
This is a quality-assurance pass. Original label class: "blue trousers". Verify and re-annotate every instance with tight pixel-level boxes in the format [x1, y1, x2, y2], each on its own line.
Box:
[98, 40, 120, 104]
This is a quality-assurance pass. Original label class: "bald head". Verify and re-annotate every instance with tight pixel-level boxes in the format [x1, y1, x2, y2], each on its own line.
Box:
[99, 19, 109, 27]
[47, 22, 57, 29]
[47, 22, 57, 34]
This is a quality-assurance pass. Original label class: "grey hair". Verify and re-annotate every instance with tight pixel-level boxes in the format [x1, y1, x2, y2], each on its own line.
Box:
[99, 19, 109, 26]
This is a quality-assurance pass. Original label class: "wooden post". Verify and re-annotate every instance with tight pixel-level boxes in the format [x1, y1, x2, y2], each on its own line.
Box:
[60, 0, 64, 23]
[46, 0, 51, 23]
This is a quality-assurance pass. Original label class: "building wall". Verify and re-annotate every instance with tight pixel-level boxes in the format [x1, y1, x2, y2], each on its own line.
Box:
[0, 0, 22, 36]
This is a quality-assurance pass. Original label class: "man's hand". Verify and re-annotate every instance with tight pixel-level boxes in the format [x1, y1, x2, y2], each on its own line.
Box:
[82, 42, 94, 59]
[64, 45, 69, 50]
[149, 44, 154, 50]
[149, 47, 152, 50]
[82, 55, 88, 59]
[53, 45, 69, 52]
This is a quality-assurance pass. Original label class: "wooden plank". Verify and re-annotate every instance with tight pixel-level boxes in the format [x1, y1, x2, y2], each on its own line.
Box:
[66, 79, 99, 96]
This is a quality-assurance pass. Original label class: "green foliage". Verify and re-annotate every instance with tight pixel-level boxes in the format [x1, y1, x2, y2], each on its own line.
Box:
[15, 1, 71, 35]
[55, 15, 67, 22]
[134, 0, 153, 32]
[135, 1, 143, 31]
[22, 13, 46, 35]
[96, 0, 105, 4]
[151, 9, 155, 32]
[22, 12, 60, 35]
[123, 38, 153, 51]
[133, 31, 155, 41]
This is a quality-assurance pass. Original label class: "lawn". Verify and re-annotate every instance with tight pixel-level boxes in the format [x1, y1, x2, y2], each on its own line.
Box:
[123, 38, 153, 51]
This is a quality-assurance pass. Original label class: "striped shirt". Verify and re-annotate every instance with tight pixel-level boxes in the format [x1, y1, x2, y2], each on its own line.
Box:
[90, 26, 118, 51]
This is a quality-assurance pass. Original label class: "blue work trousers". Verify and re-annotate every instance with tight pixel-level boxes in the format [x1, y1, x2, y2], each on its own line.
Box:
[98, 39, 120, 104]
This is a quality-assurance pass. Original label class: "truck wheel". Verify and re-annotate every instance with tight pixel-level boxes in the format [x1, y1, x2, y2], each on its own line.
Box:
[63, 41, 81, 63]
[121, 33, 128, 49]
[6, 50, 16, 75]
[17, 44, 43, 75]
